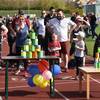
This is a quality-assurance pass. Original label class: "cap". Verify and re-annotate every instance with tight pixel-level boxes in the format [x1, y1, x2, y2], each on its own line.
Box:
[75, 31, 85, 38]
[76, 16, 83, 21]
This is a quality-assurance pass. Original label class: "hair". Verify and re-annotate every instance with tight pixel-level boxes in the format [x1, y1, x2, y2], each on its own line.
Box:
[57, 9, 64, 13]
[49, 7, 55, 11]
[0, 16, 3, 18]
[18, 9, 24, 15]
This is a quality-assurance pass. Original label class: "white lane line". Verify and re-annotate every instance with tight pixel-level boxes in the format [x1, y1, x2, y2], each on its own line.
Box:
[55, 88, 70, 100]
[48, 82, 70, 100]
[0, 77, 100, 100]
[0, 84, 70, 100]
[0, 78, 99, 90]
[0, 79, 96, 84]
[90, 77, 100, 84]
[0, 80, 92, 90]
[0, 85, 29, 90]
[0, 96, 3, 100]
[0, 81, 78, 90]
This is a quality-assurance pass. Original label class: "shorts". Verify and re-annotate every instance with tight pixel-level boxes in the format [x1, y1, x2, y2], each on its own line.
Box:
[60, 41, 70, 55]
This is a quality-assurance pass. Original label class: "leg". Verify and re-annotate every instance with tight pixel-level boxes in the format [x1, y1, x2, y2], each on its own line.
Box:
[64, 54, 69, 69]
[60, 41, 70, 72]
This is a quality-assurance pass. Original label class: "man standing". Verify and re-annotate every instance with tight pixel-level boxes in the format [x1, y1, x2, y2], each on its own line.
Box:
[0, 16, 8, 70]
[36, 10, 47, 50]
[48, 9, 76, 72]
[44, 7, 56, 55]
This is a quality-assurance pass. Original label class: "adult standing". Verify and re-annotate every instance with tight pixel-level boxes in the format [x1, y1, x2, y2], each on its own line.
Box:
[36, 10, 47, 50]
[44, 7, 56, 55]
[47, 9, 76, 72]
[89, 12, 97, 39]
[0, 16, 8, 70]
[14, 16, 28, 75]
[6, 18, 16, 55]
[0, 16, 8, 40]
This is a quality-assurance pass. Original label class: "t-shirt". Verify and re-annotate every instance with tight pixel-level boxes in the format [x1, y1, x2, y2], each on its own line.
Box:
[74, 40, 85, 57]
[48, 41, 61, 56]
[16, 24, 28, 47]
[37, 18, 45, 36]
[48, 18, 76, 42]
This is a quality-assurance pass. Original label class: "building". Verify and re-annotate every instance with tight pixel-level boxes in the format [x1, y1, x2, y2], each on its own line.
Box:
[83, 0, 100, 19]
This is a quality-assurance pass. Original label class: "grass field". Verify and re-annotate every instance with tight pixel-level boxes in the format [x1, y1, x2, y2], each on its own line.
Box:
[86, 24, 100, 56]
[0, 10, 41, 16]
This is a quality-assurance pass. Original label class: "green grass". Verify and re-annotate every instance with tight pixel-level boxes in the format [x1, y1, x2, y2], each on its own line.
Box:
[0, 10, 41, 17]
[86, 24, 100, 56]
[86, 37, 95, 56]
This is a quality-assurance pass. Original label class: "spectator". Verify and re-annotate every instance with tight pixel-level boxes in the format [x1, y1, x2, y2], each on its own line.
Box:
[89, 12, 97, 39]
[14, 16, 28, 75]
[0, 17, 8, 70]
[0, 16, 8, 40]
[36, 10, 47, 50]
[47, 9, 76, 72]
[44, 7, 56, 55]
[48, 33, 61, 56]
[6, 18, 16, 55]
[74, 31, 85, 79]
[70, 16, 89, 56]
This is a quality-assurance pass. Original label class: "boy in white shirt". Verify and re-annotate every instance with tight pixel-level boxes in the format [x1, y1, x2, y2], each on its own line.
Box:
[74, 31, 85, 79]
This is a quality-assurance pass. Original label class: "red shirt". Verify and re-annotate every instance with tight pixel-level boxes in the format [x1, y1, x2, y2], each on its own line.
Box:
[48, 41, 61, 56]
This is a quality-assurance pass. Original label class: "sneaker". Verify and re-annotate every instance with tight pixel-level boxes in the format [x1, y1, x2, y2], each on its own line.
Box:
[75, 76, 79, 80]
[62, 68, 68, 72]
[19, 65, 24, 70]
[0, 96, 2, 100]
[82, 76, 85, 80]
[0, 66, 2, 70]
[64, 68, 68, 72]
[15, 69, 21, 75]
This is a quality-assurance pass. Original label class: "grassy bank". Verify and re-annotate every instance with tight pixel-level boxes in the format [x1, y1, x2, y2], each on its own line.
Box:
[86, 24, 100, 56]
[0, 10, 41, 16]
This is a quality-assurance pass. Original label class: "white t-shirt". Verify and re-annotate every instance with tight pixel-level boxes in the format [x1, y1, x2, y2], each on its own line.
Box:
[75, 40, 85, 57]
[37, 18, 45, 36]
[48, 18, 76, 42]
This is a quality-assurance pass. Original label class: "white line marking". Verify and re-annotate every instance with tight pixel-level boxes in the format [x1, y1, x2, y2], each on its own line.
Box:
[0, 85, 29, 90]
[55, 88, 70, 100]
[48, 82, 70, 100]
[0, 81, 78, 90]
[0, 78, 100, 100]
[90, 77, 100, 84]
[0, 83, 70, 100]
[0, 96, 3, 100]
